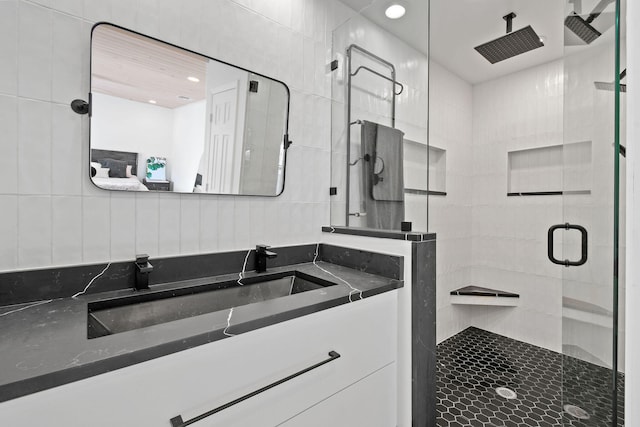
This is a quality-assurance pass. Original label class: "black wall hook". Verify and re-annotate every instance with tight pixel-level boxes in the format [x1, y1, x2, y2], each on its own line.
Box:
[70, 99, 89, 115]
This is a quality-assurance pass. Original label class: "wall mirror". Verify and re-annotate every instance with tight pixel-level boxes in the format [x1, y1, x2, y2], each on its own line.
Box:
[89, 23, 290, 196]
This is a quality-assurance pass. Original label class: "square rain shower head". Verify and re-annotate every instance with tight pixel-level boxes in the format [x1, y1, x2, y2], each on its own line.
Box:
[565, 13, 602, 44]
[474, 26, 544, 64]
[594, 81, 627, 92]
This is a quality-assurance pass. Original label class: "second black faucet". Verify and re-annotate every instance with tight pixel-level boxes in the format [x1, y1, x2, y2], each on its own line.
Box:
[255, 245, 277, 273]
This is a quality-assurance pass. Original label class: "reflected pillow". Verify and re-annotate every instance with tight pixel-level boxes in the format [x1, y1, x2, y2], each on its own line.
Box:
[99, 158, 128, 178]
[126, 164, 133, 178]
[95, 167, 110, 178]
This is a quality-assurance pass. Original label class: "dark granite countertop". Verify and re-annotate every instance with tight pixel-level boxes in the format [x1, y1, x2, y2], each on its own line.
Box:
[0, 258, 402, 403]
[322, 226, 436, 242]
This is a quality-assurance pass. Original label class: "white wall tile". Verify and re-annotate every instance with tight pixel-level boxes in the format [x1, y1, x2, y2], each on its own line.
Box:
[262, 200, 280, 244]
[199, 196, 219, 253]
[290, 0, 303, 34]
[0, 95, 18, 194]
[180, 196, 200, 254]
[18, 195, 52, 268]
[52, 195, 82, 265]
[216, 197, 235, 250]
[302, 37, 315, 94]
[277, 202, 294, 245]
[0, 1, 18, 96]
[18, 99, 51, 195]
[288, 34, 304, 90]
[248, 199, 266, 244]
[275, 0, 292, 30]
[178, 0, 202, 51]
[110, 193, 136, 261]
[18, 1, 52, 101]
[51, 104, 82, 195]
[51, 0, 84, 18]
[135, 0, 160, 39]
[0, 195, 18, 271]
[135, 193, 159, 257]
[52, 12, 83, 104]
[156, 0, 181, 44]
[157, 194, 180, 256]
[83, 0, 111, 24]
[233, 198, 251, 250]
[82, 196, 110, 263]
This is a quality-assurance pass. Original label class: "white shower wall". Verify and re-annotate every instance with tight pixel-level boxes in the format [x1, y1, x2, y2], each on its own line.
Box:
[469, 59, 565, 352]
[431, 59, 566, 351]
[0, 0, 354, 271]
[427, 61, 474, 344]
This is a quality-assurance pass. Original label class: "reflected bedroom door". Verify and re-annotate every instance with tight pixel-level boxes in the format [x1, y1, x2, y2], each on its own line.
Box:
[202, 82, 241, 193]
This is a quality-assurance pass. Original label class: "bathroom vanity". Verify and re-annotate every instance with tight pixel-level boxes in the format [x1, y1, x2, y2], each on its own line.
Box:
[0, 244, 403, 426]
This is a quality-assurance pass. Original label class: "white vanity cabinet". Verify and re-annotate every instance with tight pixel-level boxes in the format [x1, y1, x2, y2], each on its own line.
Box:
[0, 291, 398, 427]
[278, 362, 397, 427]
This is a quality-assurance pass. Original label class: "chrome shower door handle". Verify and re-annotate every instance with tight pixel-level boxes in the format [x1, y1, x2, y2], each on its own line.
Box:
[547, 223, 588, 266]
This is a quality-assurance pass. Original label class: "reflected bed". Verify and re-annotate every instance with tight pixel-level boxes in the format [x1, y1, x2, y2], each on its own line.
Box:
[91, 148, 148, 191]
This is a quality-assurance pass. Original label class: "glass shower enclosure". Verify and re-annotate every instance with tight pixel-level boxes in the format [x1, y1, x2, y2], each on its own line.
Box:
[558, 0, 625, 424]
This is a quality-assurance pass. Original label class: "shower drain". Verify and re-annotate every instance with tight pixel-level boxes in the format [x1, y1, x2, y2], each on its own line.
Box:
[495, 387, 517, 400]
[564, 404, 591, 420]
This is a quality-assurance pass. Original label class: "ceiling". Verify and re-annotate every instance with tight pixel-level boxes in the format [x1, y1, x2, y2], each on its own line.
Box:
[339, 0, 617, 84]
[91, 25, 207, 109]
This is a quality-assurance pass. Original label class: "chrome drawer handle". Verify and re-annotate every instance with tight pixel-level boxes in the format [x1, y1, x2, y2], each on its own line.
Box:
[170, 351, 341, 427]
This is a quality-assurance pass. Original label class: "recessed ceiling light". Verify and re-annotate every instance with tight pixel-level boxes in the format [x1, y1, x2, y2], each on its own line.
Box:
[148, 100, 157, 104]
[187, 76, 200, 83]
[385, 4, 405, 19]
[177, 95, 192, 101]
[539, 35, 547, 44]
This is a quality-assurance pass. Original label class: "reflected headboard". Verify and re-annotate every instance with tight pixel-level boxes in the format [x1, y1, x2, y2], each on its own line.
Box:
[91, 149, 138, 176]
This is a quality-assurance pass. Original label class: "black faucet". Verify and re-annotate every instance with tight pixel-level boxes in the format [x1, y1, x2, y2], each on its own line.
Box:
[255, 245, 277, 273]
[135, 254, 153, 290]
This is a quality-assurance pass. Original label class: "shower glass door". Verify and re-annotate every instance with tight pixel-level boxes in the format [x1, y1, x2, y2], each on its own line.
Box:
[560, 0, 624, 425]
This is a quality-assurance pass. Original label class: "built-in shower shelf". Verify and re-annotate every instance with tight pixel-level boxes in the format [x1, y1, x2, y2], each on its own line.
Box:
[562, 297, 612, 328]
[403, 140, 447, 195]
[507, 141, 592, 196]
[450, 286, 520, 306]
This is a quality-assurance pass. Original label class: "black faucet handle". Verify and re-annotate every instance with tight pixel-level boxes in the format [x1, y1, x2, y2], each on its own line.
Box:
[257, 245, 277, 258]
[135, 254, 154, 274]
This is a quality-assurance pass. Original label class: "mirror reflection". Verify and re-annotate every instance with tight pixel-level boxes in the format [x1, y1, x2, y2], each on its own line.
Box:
[90, 23, 290, 196]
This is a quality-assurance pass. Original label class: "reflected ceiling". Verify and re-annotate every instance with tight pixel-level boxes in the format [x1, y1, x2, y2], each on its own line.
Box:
[92, 26, 207, 108]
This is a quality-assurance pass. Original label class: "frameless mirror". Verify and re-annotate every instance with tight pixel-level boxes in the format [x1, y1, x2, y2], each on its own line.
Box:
[89, 23, 290, 196]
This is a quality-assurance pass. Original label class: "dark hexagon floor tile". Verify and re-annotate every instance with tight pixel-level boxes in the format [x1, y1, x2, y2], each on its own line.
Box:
[436, 327, 624, 427]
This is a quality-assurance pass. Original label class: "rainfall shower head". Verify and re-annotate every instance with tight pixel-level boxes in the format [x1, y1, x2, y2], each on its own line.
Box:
[564, 0, 615, 44]
[594, 82, 627, 92]
[565, 13, 602, 44]
[594, 69, 627, 92]
[475, 13, 544, 64]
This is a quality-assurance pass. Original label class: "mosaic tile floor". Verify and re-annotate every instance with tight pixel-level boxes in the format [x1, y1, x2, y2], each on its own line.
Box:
[436, 327, 624, 426]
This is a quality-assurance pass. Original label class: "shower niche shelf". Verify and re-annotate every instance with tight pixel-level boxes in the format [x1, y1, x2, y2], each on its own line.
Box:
[404, 140, 446, 196]
[450, 286, 520, 307]
[507, 141, 591, 196]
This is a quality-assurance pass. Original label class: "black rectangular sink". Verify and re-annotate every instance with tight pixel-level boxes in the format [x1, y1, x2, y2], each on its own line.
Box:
[87, 271, 335, 339]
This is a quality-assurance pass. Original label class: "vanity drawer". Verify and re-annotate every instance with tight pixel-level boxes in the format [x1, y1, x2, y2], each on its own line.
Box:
[278, 362, 397, 427]
[170, 290, 398, 427]
[0, 291, 398, 427]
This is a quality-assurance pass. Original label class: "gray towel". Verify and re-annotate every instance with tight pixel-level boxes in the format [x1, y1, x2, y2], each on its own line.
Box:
[360, 121, 405, 229]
